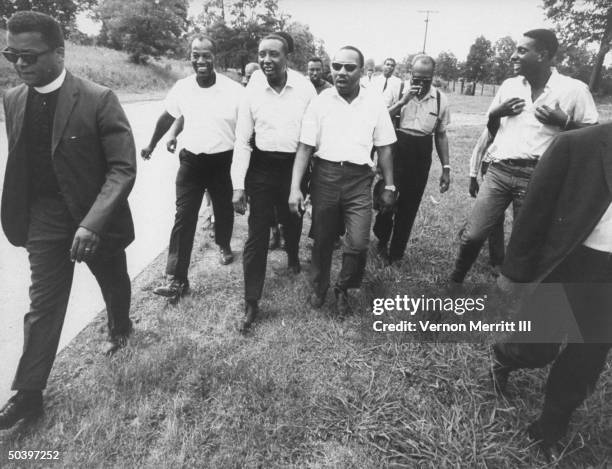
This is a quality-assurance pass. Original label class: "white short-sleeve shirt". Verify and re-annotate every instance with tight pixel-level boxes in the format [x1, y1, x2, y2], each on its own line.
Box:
[164, 73, 244, 155]
[299, 87, 397, 166]
[487, 69, 598, 161]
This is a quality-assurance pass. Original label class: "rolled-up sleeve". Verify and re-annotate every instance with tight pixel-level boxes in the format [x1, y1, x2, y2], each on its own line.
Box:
[299, 100, 319, 147]
[231, 93, 254, 191]
[373, 99, 397, 147]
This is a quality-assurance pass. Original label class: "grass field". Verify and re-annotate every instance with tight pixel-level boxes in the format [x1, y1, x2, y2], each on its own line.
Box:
[0, 95, 611, 468]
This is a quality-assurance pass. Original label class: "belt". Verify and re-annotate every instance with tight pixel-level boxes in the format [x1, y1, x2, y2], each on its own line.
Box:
[315, 157, 369, 168]
[494, 159, 537, 168]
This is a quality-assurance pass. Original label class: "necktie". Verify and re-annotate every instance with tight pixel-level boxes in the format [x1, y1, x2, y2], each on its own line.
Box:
[383, 78, 388, 92]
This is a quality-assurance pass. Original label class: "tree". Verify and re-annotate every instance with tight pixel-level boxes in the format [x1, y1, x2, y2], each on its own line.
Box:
[436, 51, 459, 81]
[0, 0, 98, 36]
[543, 0, 612, 92]
[490, 36, 516, 84]
[285, 21, 317, 71]
[555, 40, 595, 83]
[95, 0, 189, 64]
[464, 35, 494, 83]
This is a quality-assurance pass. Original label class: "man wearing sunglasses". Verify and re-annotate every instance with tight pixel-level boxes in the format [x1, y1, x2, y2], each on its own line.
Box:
[0, 11, 136, 429]
[289, 46, 396, 318]
[231, 33, 316, 333]
[373, 54, 451, 265]
[141, 35, 244, 302]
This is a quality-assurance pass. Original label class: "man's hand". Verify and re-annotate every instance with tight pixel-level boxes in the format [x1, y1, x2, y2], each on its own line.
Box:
[141, 145, 155, 160]
[400, 85, 420, 105]
[439, 169, 450, 193]
[288, 188, 305, 215]
[70, 227, 100, 263]
[379, 189, 396, 213]
[535, 102, 568, 128]
[490, 97, 526, 119]
[469, 177, 479, 198]
[232, 189, 247, 215]
[166, 138, 177, 154]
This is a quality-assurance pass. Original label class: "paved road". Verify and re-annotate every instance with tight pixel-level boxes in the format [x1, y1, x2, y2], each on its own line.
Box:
[0, 99, 179, 403]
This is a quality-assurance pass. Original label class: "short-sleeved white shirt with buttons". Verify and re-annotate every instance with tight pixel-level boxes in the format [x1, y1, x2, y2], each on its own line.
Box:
[164, 72, 244, 155]
[487, 69, 598, 161]
[300, 87, 397, 166]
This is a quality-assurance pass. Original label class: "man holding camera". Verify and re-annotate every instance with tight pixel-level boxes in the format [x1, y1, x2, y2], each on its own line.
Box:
[373, 54, 451, 264]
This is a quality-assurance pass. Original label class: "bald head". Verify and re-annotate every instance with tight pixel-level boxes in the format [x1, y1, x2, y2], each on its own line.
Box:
[243, 62, 259, 86]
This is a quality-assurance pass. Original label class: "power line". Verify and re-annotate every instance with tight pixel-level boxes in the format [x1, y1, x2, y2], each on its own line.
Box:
[417, 10, 439, 54]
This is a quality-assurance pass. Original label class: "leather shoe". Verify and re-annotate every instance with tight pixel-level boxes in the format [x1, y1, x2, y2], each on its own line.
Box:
[219, 246, 234, 265]
[0, 391, 43, 430]
[287, 261, 301, 275]
[308, 291, 326, 309]
[269, 227, 281, 250]
[153, 277, 189, 302]
[103, 328, 131, 356]
[333, 287, 352, 319]
[240, 301, 259, 334]
[527, 417, 568, 460]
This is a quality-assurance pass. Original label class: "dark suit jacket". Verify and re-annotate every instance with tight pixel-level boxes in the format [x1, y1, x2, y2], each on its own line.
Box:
[1, 71, 136, 248]
[502, 122, 612, 283]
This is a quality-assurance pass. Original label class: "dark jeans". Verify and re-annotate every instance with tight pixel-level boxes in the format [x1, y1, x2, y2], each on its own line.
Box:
[451, 161, 534, 282]
[310, 159, 373, 297]
[166, 149, 234, 280]
[373, 132, 432, 261]
[13, 198, 131, 390]
[494, 245, 612, 435]
[243, 151, 303, 302]
[481, 161, 505, 267]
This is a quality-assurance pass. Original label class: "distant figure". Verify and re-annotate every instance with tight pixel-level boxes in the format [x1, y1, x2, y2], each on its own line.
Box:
[242, 62, 259, 87]
[450, 29, 598, 284]
[307, 56, 332, 95]
[492, 123, 612, 454]
[289, 45, 396, 318]
[0, 11, 136, 429]
[374, 54, 451, 264]
[360, 65, 374, 87]
[370, 57, 402, 105]
[141, 35, 244, 302]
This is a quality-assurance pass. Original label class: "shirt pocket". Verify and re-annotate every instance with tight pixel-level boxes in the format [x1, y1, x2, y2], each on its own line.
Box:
[420, 112, 438, 134]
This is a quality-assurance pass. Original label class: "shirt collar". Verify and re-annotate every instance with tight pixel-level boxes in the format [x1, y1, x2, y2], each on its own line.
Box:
[520, 67, 559, 90]
[34, 68, 66, 94]
[331, 85, 364, 104]
[265, 68, 297, 92]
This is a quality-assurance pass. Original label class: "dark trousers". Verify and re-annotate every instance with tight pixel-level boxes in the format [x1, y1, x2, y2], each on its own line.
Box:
[373, 132, 432, 261]
[243, 151, 303, 302]
[166, 149, 234, 280]
[13, 198, 131, 391]
[310, 159, 373, 297]
[481, 161, 505, 266]
[494, 245, 612, 434]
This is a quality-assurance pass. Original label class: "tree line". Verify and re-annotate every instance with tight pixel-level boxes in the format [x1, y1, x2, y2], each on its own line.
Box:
[0, 0, 610, 93]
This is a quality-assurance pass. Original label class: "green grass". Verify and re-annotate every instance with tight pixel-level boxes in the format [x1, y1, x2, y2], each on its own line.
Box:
[0, 91, 611, 468]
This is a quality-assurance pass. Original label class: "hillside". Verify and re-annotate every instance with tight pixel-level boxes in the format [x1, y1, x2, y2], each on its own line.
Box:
[0, 30, 191, 96]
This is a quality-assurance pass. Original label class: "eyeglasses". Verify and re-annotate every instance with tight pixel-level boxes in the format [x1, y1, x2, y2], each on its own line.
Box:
[331, 62, 359, 73]
[411, 77, 432, 86]
[2, 48, 52, 65]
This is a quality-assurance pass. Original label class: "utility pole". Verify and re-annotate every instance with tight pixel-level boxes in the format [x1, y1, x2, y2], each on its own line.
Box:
[418, 10, 438, 54]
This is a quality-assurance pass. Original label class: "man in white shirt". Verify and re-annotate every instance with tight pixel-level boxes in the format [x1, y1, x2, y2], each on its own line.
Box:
[491, 122, 612, 454]
[374, 55, 451, 264]
[370, 57, 402, 105]
[450, 29, 598, 283]
[141, 35, 244, 301]
[289, 46, 396, 318]
[231, 34, 316, 332]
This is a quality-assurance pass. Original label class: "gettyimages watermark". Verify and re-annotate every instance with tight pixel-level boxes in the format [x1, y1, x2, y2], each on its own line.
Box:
[367, 284, 612, 344]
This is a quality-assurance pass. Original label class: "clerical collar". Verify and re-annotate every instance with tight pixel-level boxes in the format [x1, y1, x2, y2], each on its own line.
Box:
[34, 68, 66, 94]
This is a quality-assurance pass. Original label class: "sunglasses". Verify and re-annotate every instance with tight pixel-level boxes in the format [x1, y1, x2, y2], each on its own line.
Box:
[2, 48, 52, 65]
[411, 78, 432, 86]
[331, 62, 359, 72]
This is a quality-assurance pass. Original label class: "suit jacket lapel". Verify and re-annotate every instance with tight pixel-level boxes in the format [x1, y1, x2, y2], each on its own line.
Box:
[601, 123, 612, 195]
[8, 85, 28, 154]
[52, 71, 79, 155]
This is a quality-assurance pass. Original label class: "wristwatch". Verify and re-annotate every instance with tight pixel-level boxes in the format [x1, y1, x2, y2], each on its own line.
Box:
[443, 165, 451, 170]
[384, 185, 397, 192]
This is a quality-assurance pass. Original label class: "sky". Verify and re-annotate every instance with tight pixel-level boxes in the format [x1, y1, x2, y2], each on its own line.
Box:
[187, 0, 553, 62]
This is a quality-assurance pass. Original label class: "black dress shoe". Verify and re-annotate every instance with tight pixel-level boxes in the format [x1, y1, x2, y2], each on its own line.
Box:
[219, 246, 234, 265]
[0, 391, 43, 430]
[333, 287, 352, 319]
[527, 417, 568, 459]
[153, 278, 189, 302]
[240, 301, 259, 334]
[287, 261, 301, 275]
[103, 324, 132, 356]
[308, 291, 326, 309]
[269, 227, 281, 250]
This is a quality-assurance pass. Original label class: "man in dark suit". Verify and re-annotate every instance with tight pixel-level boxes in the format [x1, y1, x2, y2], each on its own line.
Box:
[492, 123, 612, 452]
[0, 11, 136, 429]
